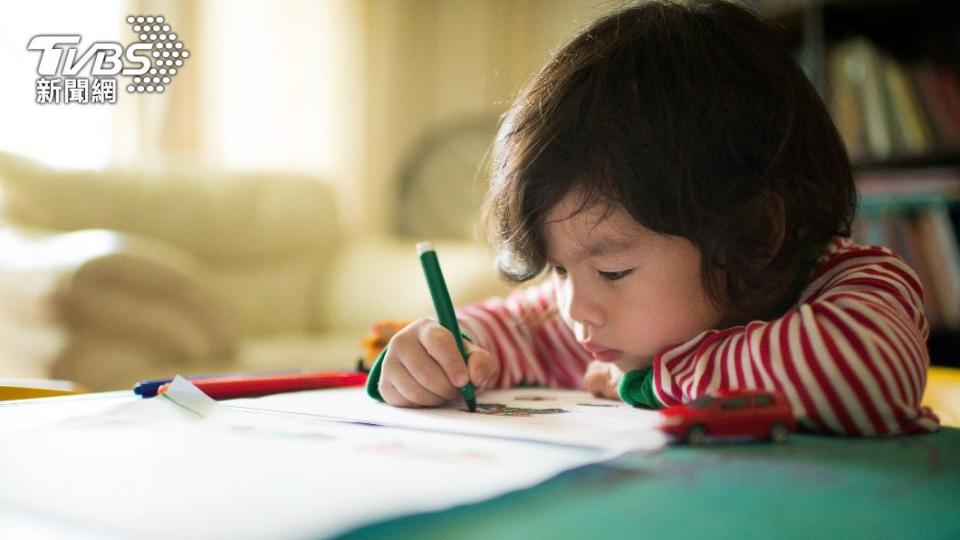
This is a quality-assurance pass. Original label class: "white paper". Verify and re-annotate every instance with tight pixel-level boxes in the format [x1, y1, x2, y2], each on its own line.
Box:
[0, 378, 664, 540]
[228, 387, 666, 452]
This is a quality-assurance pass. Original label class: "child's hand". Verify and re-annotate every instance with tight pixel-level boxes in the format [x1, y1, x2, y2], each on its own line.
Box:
[584, 361, 625, 401]
[378, 318, 496, 408]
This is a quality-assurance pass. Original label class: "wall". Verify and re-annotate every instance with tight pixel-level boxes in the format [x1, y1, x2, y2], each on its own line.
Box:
[360, 0, 616, 232]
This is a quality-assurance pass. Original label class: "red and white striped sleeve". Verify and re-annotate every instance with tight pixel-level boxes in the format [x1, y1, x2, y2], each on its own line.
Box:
[651, 238, 940, 436]
[456, 280, 592, 391]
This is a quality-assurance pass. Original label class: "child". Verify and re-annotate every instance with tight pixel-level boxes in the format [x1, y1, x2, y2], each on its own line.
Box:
[366, 0, 939, 436]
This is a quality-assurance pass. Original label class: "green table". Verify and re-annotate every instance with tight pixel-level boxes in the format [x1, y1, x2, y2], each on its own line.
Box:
[343, 429, 960, 539]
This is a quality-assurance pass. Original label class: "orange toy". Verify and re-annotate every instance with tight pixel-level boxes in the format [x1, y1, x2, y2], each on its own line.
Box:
[358, 320, 409, 371]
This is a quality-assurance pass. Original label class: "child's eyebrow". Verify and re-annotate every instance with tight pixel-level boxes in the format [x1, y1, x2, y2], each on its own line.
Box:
[571, 237, 639, 263]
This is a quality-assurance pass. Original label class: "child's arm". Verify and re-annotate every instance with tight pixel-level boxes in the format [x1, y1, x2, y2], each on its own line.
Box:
[366, 280, 593, 405]
[623, 240, 939, 436]
[455, 280, 593, 390]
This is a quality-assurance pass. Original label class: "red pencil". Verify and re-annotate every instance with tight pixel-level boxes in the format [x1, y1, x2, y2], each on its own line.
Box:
[157, 371, 368, 400]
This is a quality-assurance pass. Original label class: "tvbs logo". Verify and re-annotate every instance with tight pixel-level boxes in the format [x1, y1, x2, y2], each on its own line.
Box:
[28, 15, 189, 105]
[27, 35, 152, 77]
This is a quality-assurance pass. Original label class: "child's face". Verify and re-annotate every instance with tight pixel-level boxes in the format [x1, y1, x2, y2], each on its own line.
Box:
[544, 191, 724, 373]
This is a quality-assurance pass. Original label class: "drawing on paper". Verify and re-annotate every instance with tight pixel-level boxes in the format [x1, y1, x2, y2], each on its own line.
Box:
[463, 403, 569, 416]
[576, 403, 618, 408]
[515, 395, 556, 401]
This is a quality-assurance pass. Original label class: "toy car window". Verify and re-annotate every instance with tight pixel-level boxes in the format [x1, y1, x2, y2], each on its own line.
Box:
[753, 395, 774, 407]
[690, 395, 717, 408]
[720, 397, 748, 410]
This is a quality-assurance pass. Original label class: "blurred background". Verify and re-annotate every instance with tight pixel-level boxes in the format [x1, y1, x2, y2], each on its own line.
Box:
[0, 0, 957, 391]
[1, 0, 613, 230]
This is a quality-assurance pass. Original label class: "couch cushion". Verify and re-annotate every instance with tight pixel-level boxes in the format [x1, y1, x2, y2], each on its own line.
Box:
[0, 152, 340, 261]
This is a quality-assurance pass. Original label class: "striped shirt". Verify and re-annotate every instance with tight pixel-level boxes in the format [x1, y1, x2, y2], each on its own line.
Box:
[457, 237, 940, 436]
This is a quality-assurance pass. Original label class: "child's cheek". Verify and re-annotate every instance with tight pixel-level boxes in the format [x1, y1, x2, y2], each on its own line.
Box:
[553, 276, 578, 330]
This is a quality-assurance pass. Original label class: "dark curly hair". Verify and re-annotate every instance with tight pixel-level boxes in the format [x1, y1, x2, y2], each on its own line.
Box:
[484, 0, 856, 322]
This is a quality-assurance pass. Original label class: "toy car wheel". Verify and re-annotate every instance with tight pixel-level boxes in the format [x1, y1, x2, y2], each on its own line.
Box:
[768, 422, 789, 444]
[686, 424, 707, 445]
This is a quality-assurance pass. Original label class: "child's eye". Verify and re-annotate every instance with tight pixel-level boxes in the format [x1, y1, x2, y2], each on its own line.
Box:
[552, 265, 568, 277]
[599, 269, 633, 281]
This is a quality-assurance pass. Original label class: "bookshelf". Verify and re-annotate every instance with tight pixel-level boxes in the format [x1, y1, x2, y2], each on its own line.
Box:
[761, 0, 960, 366]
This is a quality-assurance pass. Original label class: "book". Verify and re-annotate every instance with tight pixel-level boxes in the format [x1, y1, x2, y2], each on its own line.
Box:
[900, 213, 943, 327]
[828, 42, 867, 159]
[830, 37, 960, 162]
[851, 39, 895, 160]
[913, 62, 959, 150]
[915, 206, 960, 329]
[883, 57, 935, 157]
[933, 65, 960, 145]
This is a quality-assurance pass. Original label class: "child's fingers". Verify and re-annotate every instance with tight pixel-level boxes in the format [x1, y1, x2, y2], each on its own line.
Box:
[378, 380, 415, 408]
[604, 364, 625, 400]
[399, 346, 462, 401]
[602, 379, 623, 400]
[385, 361, 447, 407]
[584, 364, 608, 397]
[584, 361, 621, 400]
[466, 346, 496, 388]
[606, 381, 622, 401]
[418, 322, 470, 388]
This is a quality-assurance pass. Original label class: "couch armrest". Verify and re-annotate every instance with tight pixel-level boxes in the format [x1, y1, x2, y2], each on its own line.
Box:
[0, 226, 237, 388]
[315, 235, 509, 334]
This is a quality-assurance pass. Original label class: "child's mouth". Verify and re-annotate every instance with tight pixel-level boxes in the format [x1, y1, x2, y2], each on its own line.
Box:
[581, 342, 623, 362]
[589, 349, 623, 362]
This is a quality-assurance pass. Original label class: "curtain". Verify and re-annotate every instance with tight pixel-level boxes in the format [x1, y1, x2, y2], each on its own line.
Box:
[117, 0, 610, 233]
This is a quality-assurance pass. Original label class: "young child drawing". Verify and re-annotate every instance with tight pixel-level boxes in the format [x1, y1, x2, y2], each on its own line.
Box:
[366, 0, 939, 436]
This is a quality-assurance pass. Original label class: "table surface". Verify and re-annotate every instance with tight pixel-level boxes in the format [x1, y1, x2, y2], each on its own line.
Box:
[342, 428, 960, 540]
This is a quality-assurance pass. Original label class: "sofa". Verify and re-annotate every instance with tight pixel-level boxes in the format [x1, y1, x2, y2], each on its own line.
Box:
[0, 152, 507, 390]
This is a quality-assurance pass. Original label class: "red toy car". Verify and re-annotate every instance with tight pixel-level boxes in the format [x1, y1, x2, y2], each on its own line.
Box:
[658, 389, 796, 444]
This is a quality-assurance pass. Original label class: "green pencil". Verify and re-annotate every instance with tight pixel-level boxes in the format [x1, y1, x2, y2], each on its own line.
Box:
[417, 241, 477, 412]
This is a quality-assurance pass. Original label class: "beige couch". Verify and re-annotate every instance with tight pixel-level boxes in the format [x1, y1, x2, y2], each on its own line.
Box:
[0, 153, 507, 390]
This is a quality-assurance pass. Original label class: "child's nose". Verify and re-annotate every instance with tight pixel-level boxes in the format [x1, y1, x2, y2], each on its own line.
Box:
[564, 281, 606, 327]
